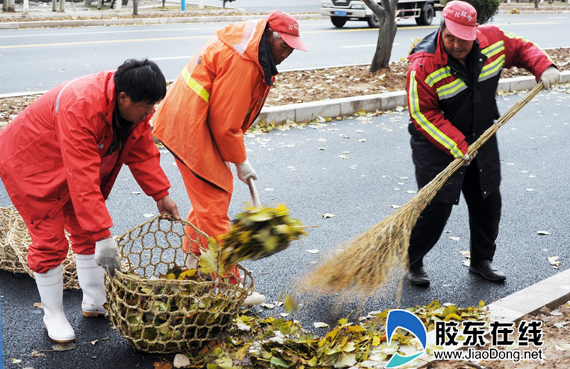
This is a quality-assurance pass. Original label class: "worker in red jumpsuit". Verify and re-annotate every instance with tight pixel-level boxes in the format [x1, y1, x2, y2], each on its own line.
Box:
[152, 11, 308, 306]
[0, 59, 180, 343]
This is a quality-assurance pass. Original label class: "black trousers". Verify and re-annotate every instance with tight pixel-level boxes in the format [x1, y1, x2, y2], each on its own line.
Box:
[408, 159, 502, 270]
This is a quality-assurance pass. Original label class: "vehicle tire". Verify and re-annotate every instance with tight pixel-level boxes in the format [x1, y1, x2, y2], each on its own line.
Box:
[367, 13, 380, 28]
[331, 16, 347, 28]
[416, 3, 434, 26]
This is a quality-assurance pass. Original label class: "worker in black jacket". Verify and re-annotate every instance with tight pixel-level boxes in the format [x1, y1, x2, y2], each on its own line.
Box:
[405, 1, 560, 286]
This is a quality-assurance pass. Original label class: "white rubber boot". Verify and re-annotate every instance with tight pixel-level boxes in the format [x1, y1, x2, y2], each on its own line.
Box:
[34, 264, 75, 343]
[76, 253, 107, 317]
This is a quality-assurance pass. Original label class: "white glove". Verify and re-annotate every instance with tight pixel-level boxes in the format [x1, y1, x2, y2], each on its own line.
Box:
[540, 66, 561, 90]
[462, 151, 477, 167]
[95, 237, 121, 277]
[235, 159, 258, 184]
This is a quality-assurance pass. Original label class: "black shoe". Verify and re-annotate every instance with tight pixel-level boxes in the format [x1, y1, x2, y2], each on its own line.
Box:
[409, 267, 430, 287]
[469, 260, 506, 282]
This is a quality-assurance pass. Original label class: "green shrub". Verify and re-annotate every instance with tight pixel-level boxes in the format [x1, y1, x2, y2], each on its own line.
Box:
[442, 0, 500, 24]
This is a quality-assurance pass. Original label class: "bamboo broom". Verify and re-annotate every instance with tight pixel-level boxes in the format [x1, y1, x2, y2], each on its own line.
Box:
[299, 83, 545, 298]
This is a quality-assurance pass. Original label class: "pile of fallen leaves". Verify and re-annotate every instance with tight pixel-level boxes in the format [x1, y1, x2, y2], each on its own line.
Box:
[152, 300, 488, 369]
[220, 203, 307, 266]
[2, 48, 569, 126]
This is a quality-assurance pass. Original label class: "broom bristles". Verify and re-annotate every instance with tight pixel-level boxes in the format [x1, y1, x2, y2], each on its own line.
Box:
[298, 84, 545, 298]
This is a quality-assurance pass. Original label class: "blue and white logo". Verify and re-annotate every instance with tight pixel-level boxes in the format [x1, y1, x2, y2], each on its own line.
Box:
[385, 310, 428, 368]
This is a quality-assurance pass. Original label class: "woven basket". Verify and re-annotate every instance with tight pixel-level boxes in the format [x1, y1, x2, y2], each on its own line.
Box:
[106, 215, 254, 354]
[0, 206, 79, 290]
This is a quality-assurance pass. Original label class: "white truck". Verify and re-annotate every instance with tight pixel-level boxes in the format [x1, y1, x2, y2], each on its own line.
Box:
[320, 0, 441, 28]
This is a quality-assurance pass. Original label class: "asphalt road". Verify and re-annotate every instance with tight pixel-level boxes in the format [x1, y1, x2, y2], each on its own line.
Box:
[1, 86, 569, 368]
[0, 14, 569, 94]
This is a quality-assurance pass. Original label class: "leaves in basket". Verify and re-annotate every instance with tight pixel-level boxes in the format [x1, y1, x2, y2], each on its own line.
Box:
[199, 237, 225, 275]
[219, 203, 307, 265]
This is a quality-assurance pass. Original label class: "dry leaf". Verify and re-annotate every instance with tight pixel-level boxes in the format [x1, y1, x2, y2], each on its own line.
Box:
[358, 138, 366, 142]
[173, 353, 191, 368]
[33, 302, 43, 308]
[538, 230, 550, 235]
[449, 236, 461, 241]
[143, 213, 155, 218]
[131, 191, 141, 195]
[556, 344, 570, 351]
[153, 361, 173, 369]
[52, 342, 76, 351]
[306, 249, 320, 254]
[548, 256, 562, 268]
[322, 213, 335, 218]
[313, 322, 329, 328]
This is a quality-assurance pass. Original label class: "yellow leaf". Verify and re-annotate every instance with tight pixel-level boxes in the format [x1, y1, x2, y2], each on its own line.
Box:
[285, 294, 299, 313]
[372, 336, 381, 346]
[179, 269, 197, 279]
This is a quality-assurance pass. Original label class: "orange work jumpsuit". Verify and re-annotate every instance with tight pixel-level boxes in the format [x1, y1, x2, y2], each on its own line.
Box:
[152, 19, 273, 262]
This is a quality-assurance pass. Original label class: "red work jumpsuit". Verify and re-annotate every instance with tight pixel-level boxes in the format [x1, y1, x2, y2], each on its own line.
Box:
[0, 71, 171, 273]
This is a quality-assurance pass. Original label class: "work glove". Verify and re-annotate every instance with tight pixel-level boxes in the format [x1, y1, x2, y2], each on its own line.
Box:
[235, 159, 258, 184]
[95, 237, 121, 277]
[540, 66, 561, 90]
[461, 151, 477, 167]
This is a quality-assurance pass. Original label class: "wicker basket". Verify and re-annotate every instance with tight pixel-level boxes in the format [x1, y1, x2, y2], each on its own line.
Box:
[105, 215, 254, 354]
[0, 206, 79, 290]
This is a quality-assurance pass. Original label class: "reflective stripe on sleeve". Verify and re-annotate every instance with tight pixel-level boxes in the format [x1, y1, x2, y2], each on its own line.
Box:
[425, 66, 451, 87]
[408, 71, 464, 158]
[233, 19, 259, 56]
[182, 66, 210, 103]
[436, 78, 467, 100]
[479, 54, 505, 82]
[481, 40, 505, 59]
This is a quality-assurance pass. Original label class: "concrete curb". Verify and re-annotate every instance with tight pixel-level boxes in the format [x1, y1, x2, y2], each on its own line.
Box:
[256, 71, 570, 125]
[2, 72, 569, 126]
[417, 267, 570, 367]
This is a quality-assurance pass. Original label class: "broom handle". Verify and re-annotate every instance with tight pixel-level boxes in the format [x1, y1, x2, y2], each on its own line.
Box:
[247, 177, 262, 208]
[416, 83, 544, 203]
[466, 82, 544, 155]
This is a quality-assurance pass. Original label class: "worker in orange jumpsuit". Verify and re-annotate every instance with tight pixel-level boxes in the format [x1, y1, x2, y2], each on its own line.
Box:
[0, 59, 180, 343]
[152, 11, 308, 306]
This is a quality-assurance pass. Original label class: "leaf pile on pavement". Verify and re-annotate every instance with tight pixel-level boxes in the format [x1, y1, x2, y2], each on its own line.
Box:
[220, 203, 307, 266]
[164, 300, 488, 368]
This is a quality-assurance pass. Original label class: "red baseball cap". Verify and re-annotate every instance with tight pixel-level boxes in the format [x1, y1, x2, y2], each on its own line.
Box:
[268, 10, 309, 52]
[442, 1, 478, 41]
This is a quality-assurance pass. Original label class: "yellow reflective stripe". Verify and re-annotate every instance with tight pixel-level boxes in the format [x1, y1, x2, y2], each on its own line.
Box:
[436, 78, 467, 99]
[481, 40, 504, 59]
[408, 71, 464, 158]
[479, 54, 505, 80]
[181, 66, 210, 103]
[425, 66, 451, 87]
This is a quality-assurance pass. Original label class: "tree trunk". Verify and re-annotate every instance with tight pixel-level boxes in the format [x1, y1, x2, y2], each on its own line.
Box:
[363, 0, 399, 73]
[133, 0, 138, 15]
[370, 21, 398, 73]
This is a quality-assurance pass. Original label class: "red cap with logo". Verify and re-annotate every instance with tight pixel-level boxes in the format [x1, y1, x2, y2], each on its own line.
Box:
[442, 1, 478, 41]
[268, 10, 309, 52]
